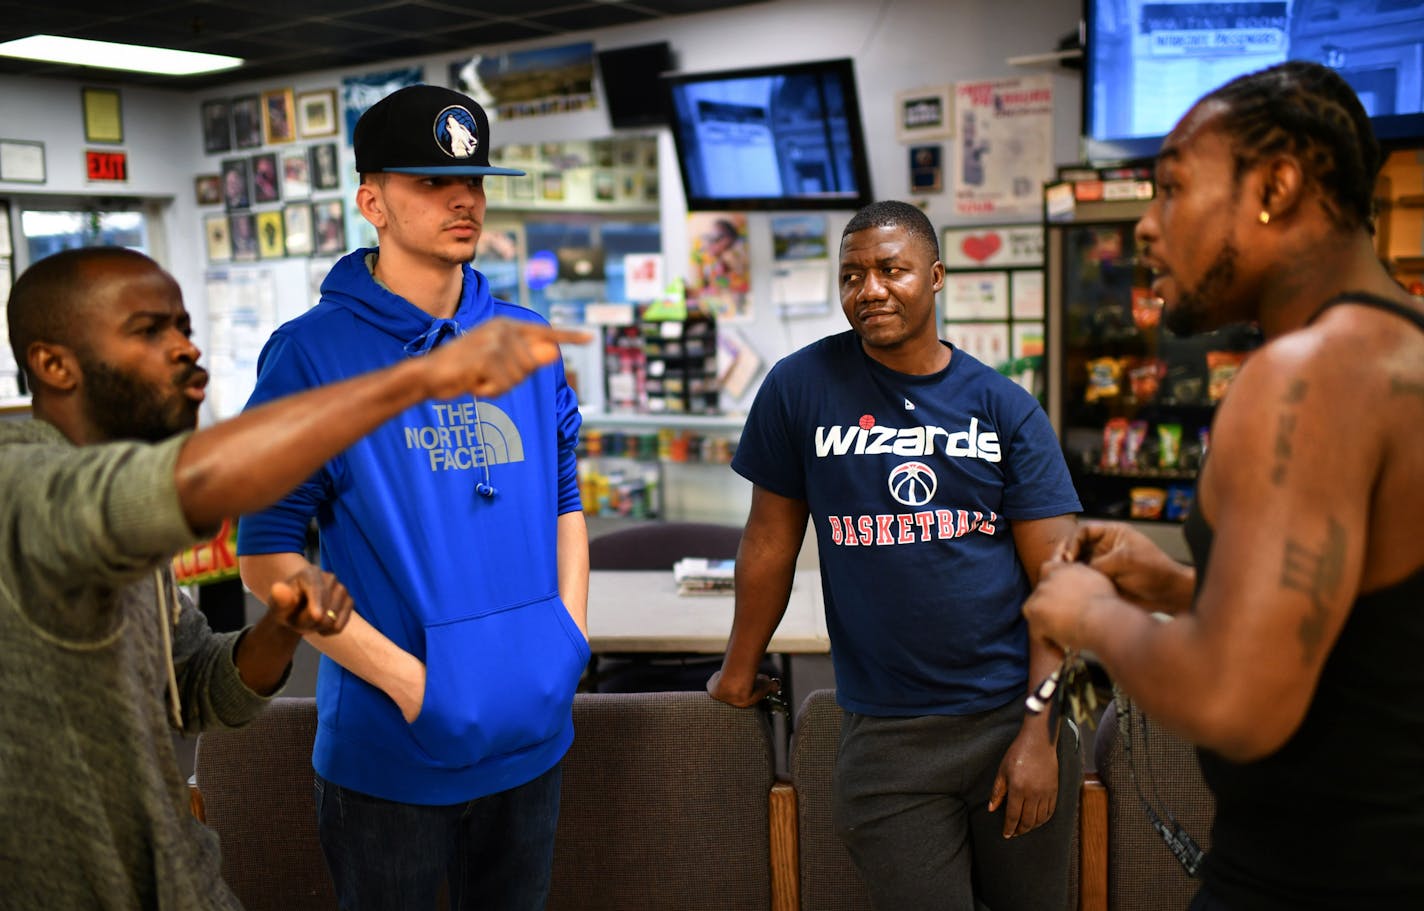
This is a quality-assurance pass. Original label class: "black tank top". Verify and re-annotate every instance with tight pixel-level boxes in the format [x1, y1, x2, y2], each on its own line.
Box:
[1185, 292, 1424, 909]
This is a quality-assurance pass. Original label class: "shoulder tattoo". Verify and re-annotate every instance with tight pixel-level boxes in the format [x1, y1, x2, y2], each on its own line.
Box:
[1390, 375, 1424, 403]
[1270, 379, 1308, 487]
[1281, 516, 1345, 665]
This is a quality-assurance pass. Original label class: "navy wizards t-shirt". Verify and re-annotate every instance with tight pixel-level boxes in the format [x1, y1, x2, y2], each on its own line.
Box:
[733, 331, 1080, 716]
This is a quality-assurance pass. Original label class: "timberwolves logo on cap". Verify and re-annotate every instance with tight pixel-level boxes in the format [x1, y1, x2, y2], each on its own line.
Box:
[434, 105, 480, 160]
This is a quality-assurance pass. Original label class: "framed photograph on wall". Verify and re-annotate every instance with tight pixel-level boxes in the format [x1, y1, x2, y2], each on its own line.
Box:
[296, 89, 338, 138]
[309, 143, 340, 191]
[312, 200, 346, 254]
[219, 157, 250, 211]
[256, 210, 286, 258]
[194, 174, 223, 206]
[204, 214, 232, 263]
[281, 149, 310, 199]
[261, 88, 297, 144]
[230, 212, 258, 261]
[896, 85, 952, 143]
[283, 204, 314, 256]
[231, 95, 262, 149]
[200, 98, 232, 154]
[250, 152, 280, 204]
[81, 87, 123, 144]
[909, 144, 942, 194]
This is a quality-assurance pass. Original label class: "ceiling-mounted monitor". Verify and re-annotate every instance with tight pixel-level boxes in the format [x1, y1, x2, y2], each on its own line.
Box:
[662, 57, 874, 211]
[1083, 0, 1424, 163]
[597, 41, 674, 129]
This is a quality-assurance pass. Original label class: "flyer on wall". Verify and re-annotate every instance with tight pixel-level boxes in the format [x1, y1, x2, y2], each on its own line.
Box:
[952, 75, 1054, 219]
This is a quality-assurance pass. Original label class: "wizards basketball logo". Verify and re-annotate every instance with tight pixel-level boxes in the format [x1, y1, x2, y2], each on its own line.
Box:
[888, 461, 937, 507]
[434, 105, 479, 159]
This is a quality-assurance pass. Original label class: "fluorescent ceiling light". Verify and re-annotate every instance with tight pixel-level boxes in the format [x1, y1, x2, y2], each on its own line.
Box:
[0, 35, 243, 76]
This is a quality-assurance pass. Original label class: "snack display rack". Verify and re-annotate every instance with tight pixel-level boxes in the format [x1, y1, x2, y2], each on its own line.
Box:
[1044, 183, 1260, 523]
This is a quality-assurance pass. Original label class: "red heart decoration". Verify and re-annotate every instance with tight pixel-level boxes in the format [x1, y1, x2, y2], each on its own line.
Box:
[960, 233, 1002, 263]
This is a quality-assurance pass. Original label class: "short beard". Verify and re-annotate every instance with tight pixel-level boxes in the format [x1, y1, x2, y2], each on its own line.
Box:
[78, 354, 197, 443]
[1164, 240, 1238, 337]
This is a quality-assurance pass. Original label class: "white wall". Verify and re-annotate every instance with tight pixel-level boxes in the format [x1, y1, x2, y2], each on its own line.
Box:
[0, 0, 1082, 416]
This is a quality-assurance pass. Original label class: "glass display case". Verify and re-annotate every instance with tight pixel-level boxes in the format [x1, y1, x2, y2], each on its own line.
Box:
[1046, 188, 1260, 523]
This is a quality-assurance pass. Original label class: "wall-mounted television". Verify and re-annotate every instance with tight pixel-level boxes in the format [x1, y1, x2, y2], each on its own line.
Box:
[662, 57, 874, 211]
[598, 41, 675, 129]
[1084, 0, 1424, 163]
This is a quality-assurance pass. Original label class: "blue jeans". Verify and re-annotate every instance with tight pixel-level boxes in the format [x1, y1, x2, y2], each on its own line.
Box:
[314, 763, 562, 911]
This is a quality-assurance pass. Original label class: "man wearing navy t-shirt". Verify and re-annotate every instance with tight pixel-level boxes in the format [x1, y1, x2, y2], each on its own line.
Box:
[709, 200, 1081, 910]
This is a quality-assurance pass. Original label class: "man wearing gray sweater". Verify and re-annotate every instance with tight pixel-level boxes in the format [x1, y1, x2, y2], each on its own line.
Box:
[0, 247, 585, 909]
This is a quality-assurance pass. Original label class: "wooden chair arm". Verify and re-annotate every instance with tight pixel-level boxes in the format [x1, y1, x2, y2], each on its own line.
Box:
[770, 780, 799, 911]
[1080, 773, 1107, 911]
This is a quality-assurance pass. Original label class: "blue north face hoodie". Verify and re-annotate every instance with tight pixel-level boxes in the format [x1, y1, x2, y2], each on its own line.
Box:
[237, 248, 587, 804]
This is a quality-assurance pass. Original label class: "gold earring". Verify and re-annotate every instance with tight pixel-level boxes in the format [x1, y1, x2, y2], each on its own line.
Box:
[1258, 210, 1270, 225]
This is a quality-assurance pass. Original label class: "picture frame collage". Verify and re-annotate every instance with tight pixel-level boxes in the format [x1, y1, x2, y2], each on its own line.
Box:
[196, 88, 343, 265]
[483, 136, 660, 210]
[939, 224, 1047, 400]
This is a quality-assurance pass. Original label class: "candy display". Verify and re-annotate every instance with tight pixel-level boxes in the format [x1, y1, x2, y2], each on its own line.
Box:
[1127, 358, 1164, 401]
[1164, 484, 1194, 522]
[1131, 287, 1162, 329]
[1124, 419, 1149, 468]
[1129, 486, 1167, 520]
[1101, 417, 1129, 470]
[1206, 350, 1247, 402]
[1157, 423, 1183, 470]
[1086, 357, 1125, 402]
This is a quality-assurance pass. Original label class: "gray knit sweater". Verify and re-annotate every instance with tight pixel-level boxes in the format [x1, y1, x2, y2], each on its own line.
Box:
[0, 419, 273, 910]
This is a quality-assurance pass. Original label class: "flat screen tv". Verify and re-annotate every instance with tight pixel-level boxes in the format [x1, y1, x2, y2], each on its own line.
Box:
[598, 41, 674, 128]
[663, 57, 874, 211]
[1084, 0, 1424, 162]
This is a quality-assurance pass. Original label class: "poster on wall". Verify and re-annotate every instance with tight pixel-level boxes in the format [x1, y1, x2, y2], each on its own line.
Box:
[770, 214, 830, 319]
[687, 212, 751, 322]
[943, 271, 1010, 321]
[942, 224, 1043, 270]
[951, 75, 1054, 218]
[342, 66, 424, 145]
[943, 322, 1011, 370]
[449, 42, 595, 121]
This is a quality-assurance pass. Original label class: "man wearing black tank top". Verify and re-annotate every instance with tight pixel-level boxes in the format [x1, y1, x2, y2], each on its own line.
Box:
[1024, 61, 1424, 910]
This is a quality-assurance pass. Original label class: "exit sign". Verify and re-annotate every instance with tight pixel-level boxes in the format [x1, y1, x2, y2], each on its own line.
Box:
[85, 150, 127, 181]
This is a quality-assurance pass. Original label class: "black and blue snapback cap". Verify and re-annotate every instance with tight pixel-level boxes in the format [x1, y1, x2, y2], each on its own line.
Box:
[353, 84, 525, 177]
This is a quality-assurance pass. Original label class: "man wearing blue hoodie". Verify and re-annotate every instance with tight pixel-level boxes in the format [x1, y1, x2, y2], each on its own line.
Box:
[237, 85, 589, 911]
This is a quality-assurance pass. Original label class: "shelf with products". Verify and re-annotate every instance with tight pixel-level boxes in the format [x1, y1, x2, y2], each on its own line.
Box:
[576, 412, 744, 520]
[602, 310, 721, 417]
[1048, 206, 1261, 523]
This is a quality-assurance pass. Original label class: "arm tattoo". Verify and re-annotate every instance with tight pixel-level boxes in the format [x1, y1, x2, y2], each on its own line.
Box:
[1391, 375, 1424, 403]
[1281, 517, 1345, 665]
[1270, 379, 1307, 486]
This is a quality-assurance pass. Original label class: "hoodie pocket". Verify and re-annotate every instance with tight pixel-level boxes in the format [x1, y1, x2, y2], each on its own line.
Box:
[408, 593, 589, 766]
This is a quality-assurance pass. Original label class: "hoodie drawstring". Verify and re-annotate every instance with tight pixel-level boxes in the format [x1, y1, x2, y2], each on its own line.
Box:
[403, 319, 497, 498]
[403, 318, 465, 357]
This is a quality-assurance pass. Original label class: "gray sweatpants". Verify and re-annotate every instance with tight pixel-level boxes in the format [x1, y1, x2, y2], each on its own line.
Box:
[832, 698, 1081, 911]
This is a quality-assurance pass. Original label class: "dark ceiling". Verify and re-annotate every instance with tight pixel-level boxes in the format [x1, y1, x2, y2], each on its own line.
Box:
[0, 0, 766, 90]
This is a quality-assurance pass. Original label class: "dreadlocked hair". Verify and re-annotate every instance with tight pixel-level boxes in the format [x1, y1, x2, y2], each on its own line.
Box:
[1204, 60, 1381, 234]
[843, 200, 940, 259]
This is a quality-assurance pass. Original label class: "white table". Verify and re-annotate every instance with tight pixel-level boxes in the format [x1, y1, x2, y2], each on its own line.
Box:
[586, 568, 829, 655]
